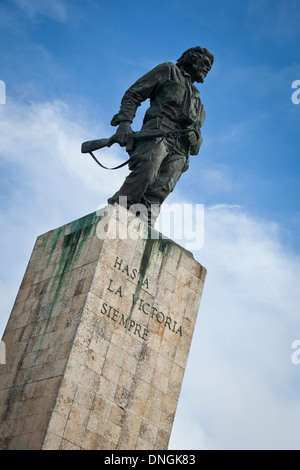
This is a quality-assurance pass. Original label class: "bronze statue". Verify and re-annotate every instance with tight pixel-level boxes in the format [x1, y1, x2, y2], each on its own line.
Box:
[82, 46, 214, 226]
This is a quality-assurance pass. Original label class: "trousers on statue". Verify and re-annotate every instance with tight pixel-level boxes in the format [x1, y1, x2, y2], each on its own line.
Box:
[108, 121, 189, 226]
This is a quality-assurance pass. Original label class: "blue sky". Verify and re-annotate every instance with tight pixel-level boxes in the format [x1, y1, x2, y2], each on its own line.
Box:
[0, 0, 300, 450]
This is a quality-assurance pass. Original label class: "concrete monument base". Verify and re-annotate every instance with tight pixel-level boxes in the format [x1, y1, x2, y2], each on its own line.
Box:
[0, 205, 206, 450]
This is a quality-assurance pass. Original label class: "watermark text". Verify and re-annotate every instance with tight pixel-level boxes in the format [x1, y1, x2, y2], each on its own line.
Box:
[291, 80, 300, 105]
[291, 340, 300, 365]
[96, 199, 204, 250]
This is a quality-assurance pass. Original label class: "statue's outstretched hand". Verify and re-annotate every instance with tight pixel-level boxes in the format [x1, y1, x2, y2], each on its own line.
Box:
[115, 121, 133, 147]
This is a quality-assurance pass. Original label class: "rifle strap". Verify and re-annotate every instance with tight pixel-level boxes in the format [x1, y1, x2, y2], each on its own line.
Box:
[87, 128, 190, 170]
[89, 151, 131, 170]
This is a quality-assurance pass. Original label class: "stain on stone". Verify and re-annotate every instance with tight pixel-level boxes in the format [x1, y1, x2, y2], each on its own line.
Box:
[45, 226, 64, 268]
[117, 388, 132, 410]
[1, 214, 103, 448]
[133, 342, 150, 362]
[130, 228, 176, 316]
[74, 278, 85, 296]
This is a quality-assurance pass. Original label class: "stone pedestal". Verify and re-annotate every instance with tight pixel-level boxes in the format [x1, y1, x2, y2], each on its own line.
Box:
[0, 205, 206, 450]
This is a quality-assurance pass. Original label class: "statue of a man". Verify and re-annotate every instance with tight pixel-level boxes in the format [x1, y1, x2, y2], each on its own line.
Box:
[108, 46, 214, 225]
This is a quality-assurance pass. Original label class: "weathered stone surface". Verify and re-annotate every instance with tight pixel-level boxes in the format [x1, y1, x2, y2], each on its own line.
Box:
[0, 205, 206, 450]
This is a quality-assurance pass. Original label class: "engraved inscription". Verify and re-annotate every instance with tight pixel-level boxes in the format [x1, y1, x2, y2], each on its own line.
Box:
[100, 255, 183, 340]
[114, 256, 149, 290]
[100, 302, 149, 341]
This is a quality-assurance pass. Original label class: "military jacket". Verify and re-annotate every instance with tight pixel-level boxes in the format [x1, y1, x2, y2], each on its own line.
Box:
[111, 62, 206, 134]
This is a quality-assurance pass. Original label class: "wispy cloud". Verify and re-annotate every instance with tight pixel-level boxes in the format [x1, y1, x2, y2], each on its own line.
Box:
[12, 0, 68, 22]
[247, 0, 300, 42]
[0, 99, 127, 197]
[0, 98, 129, 335]
[170, 204, 300, 449]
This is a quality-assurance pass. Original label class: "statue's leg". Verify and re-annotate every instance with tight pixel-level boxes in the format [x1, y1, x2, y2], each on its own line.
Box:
[141, 151, 189, 225]
[107, 137, 169, 208]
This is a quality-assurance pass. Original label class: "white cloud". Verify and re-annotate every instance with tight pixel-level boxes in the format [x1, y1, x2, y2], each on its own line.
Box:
[169, 204, 300, 450]
[0, 98, 128, 201]
[0, 98, 129, 336]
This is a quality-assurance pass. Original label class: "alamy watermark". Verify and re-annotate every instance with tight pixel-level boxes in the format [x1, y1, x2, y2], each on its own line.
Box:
[0, 341, 6, 364]
[291, 80, 300, 105]
[0, 80, 6, 105]
[96, 198, 204, 250]
[291, 340, 300, 365]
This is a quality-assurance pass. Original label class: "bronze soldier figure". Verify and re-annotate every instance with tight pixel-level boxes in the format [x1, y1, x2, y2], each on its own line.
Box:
[108, 46, 214, 225]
